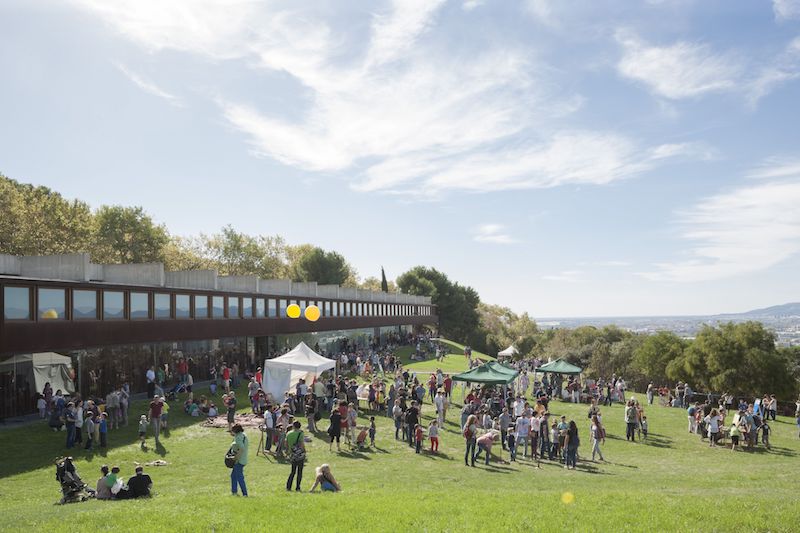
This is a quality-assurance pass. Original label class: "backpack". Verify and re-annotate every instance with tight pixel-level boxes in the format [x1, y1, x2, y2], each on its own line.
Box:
[290, 432, 306, 464]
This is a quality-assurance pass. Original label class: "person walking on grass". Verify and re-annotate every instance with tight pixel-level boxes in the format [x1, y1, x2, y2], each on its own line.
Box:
[230, 424, 248, 497]
[429, 420, 440, 452]
[286, 421, 306, 492]
[139, 414, 148, 450]
[463, 414, 478, 467]
[149, 396, 163, 446]
[590, 415, 605, 462]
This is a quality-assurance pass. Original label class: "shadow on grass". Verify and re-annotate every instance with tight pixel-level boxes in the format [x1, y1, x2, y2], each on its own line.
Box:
[746, 446, 797, 458]
[0, 385, 233, 478]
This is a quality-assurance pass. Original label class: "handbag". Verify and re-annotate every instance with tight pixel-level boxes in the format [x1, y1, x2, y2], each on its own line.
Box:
[289, 432, 306, 463]
[224, 446, 237, 468]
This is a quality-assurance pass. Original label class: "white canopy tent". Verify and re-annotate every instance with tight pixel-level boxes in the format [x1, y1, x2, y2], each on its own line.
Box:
[263, 342, 336, 401]
[497, 345, 519, 358]
[0, 352, 75, 394]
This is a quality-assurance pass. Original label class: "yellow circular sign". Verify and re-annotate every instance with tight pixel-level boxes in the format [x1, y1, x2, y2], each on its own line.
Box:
[305, 305, 321, 322]
[561, 492, 575, 505]
[41, 308, 59, 320]
[286, 304, 301, 319]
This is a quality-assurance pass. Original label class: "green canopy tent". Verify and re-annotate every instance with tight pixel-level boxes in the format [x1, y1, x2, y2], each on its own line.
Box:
[452, 361, 519, 385]
[536, 358, 583, 375]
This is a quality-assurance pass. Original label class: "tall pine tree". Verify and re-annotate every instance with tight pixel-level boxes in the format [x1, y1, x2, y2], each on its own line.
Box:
[381, 266, 389, 292]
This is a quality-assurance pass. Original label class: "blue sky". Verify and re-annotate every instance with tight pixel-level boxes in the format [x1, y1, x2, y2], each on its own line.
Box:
[1, 0, 799, 317]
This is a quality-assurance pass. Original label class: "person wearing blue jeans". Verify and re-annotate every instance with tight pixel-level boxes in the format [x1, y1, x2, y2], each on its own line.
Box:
[463, 414, 478, 466]
[64, 403, 76, 449]
[564, 421, 579, 470]
[230, 424, 248, 496]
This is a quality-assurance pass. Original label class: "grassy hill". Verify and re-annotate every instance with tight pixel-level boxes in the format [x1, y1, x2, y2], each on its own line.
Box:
[1, 352, 798, 532]
[395, 338, 494, 373]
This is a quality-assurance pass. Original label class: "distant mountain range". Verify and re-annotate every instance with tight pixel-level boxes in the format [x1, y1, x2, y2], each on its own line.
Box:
[723, 302, 800, 318]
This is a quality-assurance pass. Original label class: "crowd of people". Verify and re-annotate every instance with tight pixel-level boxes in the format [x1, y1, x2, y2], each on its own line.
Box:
[36, 332, 800, 503]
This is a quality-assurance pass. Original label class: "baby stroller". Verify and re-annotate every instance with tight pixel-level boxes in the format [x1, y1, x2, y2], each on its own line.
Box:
[55, 457, 95, 504]
[166, 383, 186, 401]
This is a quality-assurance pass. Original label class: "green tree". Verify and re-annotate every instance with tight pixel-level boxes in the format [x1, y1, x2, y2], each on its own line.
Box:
[289, 246, 352, 285]
[202, 226, 287, 278]
[381, 266, 389, 292]
[397, 266, 481, 348]
[0, 174, 93, 256]
[90, 205, 169, 264]
[633, 331, 686, 386]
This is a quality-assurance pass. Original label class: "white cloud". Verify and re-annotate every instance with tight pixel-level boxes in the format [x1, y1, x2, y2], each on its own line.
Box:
[543, 270, 585, 283]
[617, 32, 800, 104]
[115, 63, 182, 106]
[773, 0, 800, 20]
[462, 0, 484, 11]
[640, 168, 800, 282]
[748, 37, 800, 105]
[473, 224, 518, 244]
[73, 2, 709, 198]
[616, 32, 742, 99]
[649, 142, 716, 161]
[746, 157, 800, 180]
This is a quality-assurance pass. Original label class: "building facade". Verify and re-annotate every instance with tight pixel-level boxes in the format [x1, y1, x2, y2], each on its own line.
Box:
[0, 254, 437, 418]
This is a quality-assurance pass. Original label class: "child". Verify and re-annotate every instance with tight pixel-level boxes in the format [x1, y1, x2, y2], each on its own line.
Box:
[550, 422, 560, 460]
[208, 403, 218, 417]
[138, 415, 148, 450]
[99, 412, 108, 448]
[356, 426, 369, 450]
[414, 424, 423, 454]
[729, 422, 741, 452]
[507, 423, 517, 461]
[37, 395, 47, 419]
[761, 420, 771, 450]
[428, 420, 439, 452]
[84, 415, 95, 451]
[641, 416, 649, 440]
[369, 416, 376, 447]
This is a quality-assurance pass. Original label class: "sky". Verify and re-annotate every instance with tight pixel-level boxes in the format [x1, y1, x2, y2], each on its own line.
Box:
[1, 0, 799, 318]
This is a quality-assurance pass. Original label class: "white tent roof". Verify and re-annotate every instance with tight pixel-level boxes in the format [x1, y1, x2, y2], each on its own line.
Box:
[498, 345, 519, 357]
[264, 342, 336, 373]
[0, 352, 73, 368]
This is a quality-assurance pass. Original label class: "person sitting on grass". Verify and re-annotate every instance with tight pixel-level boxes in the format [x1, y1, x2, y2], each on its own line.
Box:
[309, 464, 341, 493]
[127, 466, 153, 498]
[96, 465, 112, 500]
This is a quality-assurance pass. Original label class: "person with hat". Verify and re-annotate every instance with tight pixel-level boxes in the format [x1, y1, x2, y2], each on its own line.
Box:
[127, 466, 153, 498]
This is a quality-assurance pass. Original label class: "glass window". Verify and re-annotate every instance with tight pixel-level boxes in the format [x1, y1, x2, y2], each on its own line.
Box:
[176, 294, 190, 319]
[3, 286, 30, 320]
[38, 288, 65, 320]
[212, 296, 224, 318]
[154, 293, 171, 319]
[228, 296, 240, 318]
[255, 298, 265, 318]
[130, 292, 149, 319]
[243, 297, 253, 318]
[194, 295, 209, 318]
[278, 299, 286, 318]
[332, 302, 338, 317]
[268, 298, 277, 318]
[72, 289, 97, 320]
[103, 291, 125, 319]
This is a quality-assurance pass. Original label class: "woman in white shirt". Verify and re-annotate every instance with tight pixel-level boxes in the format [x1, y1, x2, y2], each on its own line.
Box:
[704, 408, 721, 447]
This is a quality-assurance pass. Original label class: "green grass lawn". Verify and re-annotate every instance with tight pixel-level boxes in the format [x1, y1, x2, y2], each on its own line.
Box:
[1, 370, 799, 531]
[396, 338, 494, 373]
